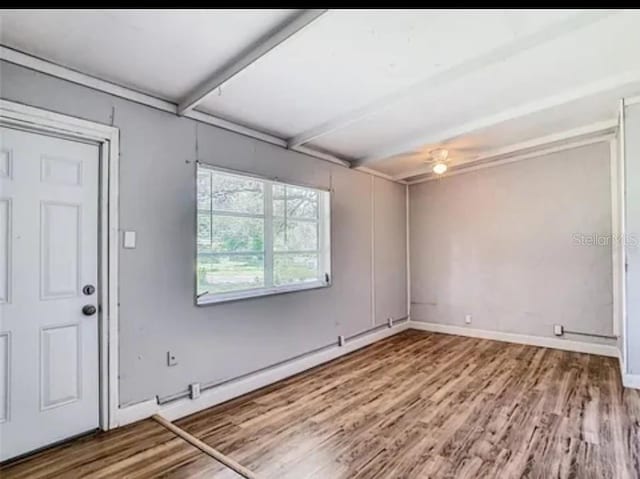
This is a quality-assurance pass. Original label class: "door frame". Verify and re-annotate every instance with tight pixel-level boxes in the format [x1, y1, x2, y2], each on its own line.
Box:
[0, 98, 120, 430]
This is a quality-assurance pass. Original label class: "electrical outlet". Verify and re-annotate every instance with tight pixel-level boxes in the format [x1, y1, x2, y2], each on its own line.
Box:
[167, 351, 178, 367]
[189, 382, 200, 399]
[387, 317, 394, 328]
[465, 315, 472, 324]
[338, 335, 345, 347]
[553, 324, 564, 336]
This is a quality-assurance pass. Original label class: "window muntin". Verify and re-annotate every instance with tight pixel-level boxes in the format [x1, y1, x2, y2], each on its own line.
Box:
[196, 166, 331, 304]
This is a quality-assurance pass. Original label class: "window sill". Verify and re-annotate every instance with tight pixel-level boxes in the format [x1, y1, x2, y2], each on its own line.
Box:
[196, 280, 330, 306]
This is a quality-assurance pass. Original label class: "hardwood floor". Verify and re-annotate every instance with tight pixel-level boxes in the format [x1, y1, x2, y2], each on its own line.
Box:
[3, 330, 639, 478]
[0, 417, 242, 478]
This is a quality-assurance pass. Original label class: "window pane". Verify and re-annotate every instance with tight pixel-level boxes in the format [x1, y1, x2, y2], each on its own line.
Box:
[274, 254, 319, 286]
[197, 254, 264, 294]
[211, 216, 264, 253]
[274, 219, 318, 251]
[273, 185, 318, 219]
[197, 212, 211, 247]
[197, 171, 211, 210]
[210, 172, 263, 214]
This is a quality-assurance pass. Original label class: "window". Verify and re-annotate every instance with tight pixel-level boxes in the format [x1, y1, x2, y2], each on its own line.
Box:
[196, 166, 331, 304]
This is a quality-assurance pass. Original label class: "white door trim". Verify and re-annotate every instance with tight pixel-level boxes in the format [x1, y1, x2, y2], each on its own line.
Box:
[0, 98, 120, 430]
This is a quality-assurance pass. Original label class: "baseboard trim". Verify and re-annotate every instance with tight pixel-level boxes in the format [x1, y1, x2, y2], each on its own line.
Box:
[112, 321, 409, 427]
[111, 319, 629, 428]
[111, 398, 159, 428]
[408, 321, 619, 358]
[622, 373, 640, 389]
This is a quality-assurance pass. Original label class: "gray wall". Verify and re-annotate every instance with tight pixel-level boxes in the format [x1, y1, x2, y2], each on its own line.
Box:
[625, 102, 640, 374]
[410, 142, 615, 345]
[374, 177, 408, 326]
[0, 61, 408, 406]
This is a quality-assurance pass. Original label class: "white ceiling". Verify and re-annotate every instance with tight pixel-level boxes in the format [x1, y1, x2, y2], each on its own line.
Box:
[1, 9, 639, 180]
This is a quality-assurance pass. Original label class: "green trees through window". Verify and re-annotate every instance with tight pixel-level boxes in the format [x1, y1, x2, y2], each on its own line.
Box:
[196, 167, 331, 303]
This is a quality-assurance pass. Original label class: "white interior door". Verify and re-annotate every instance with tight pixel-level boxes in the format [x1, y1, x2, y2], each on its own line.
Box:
[0, 126, 100, 461]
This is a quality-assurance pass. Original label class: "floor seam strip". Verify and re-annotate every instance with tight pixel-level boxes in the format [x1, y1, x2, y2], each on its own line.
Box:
[152, 414, 259, 479]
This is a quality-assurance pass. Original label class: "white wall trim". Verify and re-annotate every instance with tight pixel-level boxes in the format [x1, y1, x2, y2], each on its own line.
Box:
[114, 316, 632, 428]
[111, 398, 159, 428]
[408, 321, 619, 357]
[398, 119, 616, 181]
[370, 175, 376, 327]
[291, 144, 350, 168]
[407, 134, 614, 185]
[0, 46, 354, 169]
[618, 351, 639, 389]
[114, 321, 411, 426]
[0, 98, 121, 430]
[405, 184, 411, 320]
[622, 374, 640, 389]
[625, 94, 640, 106]
[354, 165, 406, 183]
[618, 98, 629, 373]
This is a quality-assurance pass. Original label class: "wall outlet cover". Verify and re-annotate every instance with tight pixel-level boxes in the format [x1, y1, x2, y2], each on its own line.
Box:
[189, 382, 201, 400]
[167, 351, 178, 367]
[338, 335, 345, 347]
[553, 324, 564, 336]
[465, 315, 472, 324]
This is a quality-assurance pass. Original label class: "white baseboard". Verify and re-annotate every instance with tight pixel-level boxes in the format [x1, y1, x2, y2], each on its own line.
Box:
[408, 320, 619, 357]
[110, 398, 159, 428]
[112, 321, 410, 427]
[618, 352, 640, 389]
[622, 373, 640, 389]
[111, 319, 630, 429]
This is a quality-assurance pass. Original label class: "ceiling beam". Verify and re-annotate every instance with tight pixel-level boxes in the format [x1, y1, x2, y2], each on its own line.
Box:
[178, 9, 327, 115]
[0, 45, 350, 168]
[395, 119, 617, 181]
[286, 11, 615, 150]
[358, 69, 640, 168]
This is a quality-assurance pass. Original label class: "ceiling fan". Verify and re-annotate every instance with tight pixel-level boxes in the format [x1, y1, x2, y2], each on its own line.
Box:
[426, 148, 450, 174]
[422, 147, 478, 175]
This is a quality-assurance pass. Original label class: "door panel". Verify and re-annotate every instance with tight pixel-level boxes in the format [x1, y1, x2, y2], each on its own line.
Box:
[0, 333, 8, 423]
[0, 126, 100, 461]
[40, 202, 81, 299]
[0, 150, 11, 179]
[0, 199, 9, 304]
[40, 324, 81, 410]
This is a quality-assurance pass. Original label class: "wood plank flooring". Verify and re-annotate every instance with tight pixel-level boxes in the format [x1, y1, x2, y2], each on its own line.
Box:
[2, 330, 639, 478]
[0, 415, 241, 478]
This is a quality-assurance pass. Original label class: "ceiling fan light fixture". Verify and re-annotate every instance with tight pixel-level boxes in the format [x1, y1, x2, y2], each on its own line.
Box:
[431, 148, 449, 162]
[433, 162, 447, 175]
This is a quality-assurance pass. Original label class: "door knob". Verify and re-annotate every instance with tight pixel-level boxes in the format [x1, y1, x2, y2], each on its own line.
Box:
[82, 305, 97, 316]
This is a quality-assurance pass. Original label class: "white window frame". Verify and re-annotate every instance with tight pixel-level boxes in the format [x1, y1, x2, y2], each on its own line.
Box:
[196, 164, 331, 305]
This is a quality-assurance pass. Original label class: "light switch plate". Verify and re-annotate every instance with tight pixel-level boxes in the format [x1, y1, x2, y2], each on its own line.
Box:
[123, 231, 136, 249]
